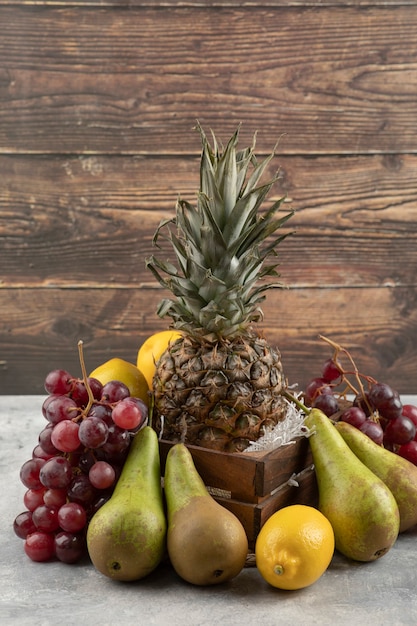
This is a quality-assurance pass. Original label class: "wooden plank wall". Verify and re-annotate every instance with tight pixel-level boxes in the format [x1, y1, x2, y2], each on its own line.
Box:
[1, 1, 417, 395]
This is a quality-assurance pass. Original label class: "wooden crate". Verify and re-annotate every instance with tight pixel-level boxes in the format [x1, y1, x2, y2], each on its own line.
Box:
[159, 437, 318, 551]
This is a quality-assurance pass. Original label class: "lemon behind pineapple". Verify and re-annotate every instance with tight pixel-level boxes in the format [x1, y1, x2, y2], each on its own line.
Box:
[90, 358, 149, 406]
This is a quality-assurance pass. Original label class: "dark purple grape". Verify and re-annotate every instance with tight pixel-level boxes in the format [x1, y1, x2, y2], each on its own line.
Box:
[380, 396, 403, 421]
[44, 395, 79, 425]
[359, 420, 384, 445]
[55, 531, 86, 564]
[368, 382, 403, 419]
[101, 380, 130, 403]
[87, 377, 103, 400]
[67, 474, 97, 507]
[340, 406, 367, 428]
[101, 423, 131, 456]
[87, 402, 114, 425]
[39, 456, 73, 489]
[384, 416, 416, 446]
[13, 511, 37, 539]
[313, 393, 339, 417]
[78, 416, 109, 448]
[70, 380, 90, 407]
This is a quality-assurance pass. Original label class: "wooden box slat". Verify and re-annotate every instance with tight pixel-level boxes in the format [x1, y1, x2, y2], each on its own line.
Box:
[159, 437, 313, 502]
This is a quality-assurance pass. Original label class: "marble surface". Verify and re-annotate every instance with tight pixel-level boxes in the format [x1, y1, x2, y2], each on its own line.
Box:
[1, 395, 417, 626]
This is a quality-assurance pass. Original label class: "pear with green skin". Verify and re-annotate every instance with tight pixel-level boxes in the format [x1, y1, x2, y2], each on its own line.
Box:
[164, 443, 248, 585]
[335, 420, 417, 532]
[305, 409, 400, 562]
[87, 426, 166, 581]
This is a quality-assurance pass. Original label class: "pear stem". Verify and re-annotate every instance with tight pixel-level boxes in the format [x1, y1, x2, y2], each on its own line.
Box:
[281, 389, 311, 415]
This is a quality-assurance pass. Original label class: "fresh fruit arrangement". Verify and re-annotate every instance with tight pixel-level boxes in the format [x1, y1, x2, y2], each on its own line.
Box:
[12, 125, 417, 592]
[13, 343, 148, 564]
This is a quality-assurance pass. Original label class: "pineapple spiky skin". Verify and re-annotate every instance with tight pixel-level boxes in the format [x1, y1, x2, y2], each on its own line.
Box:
[147, 124, 294, 452]
[152, 333, 287, 452]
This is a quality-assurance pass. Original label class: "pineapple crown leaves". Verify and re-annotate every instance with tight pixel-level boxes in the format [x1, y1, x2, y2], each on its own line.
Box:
[146, 123, 294, 339]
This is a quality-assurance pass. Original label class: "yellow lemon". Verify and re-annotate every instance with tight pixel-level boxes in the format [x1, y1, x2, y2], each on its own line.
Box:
[90, 358, 149, 406]
[137, 330, 182, 389]
[255, 505, 334, 590]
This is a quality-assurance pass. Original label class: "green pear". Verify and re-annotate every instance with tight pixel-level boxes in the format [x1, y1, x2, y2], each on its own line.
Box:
[335, 420, 417, 532]
[87, 426, 167, 581]
[304, 409, 400, 562]
[164, 443, 248, 586]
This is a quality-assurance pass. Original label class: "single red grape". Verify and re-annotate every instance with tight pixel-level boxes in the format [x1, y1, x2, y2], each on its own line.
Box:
[23, 488, 46, 512]
[111, 397, 146, 430]
[89, 461, 116, 490]
[51, 420, 81, 452]
[24, 531, 55, 562]
[45, 395, 79, 425]
[20, 458, 46, 489]
[13, 511, 37, 539]
[32, 505, 60, 532]
[58, 502, 87, 533]
[43, 488, 68, 508]
[321, 358, 342, 383]
[44, 369, 73, 395]
[340, 406, 367, 428]
[398, 440, 417, 465]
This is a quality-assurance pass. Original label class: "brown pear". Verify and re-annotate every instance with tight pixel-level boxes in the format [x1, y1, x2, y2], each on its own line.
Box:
[164, 443, 248, 585]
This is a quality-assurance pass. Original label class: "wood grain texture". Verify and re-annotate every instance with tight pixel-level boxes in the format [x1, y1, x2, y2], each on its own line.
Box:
[1, 5, 417, 154]
[2, 285, 417, 394]
[1, 1, 416, 395]
[1, 154, 416, 288]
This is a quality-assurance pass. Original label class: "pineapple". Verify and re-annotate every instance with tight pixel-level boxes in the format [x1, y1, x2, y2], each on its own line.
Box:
[146, 124, 294, 452]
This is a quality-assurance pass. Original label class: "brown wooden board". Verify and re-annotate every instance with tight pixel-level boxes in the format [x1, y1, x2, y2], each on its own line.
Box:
[1, 6, 417, 155]
[1, 1, 417, 396]
[1, 154, 416, 288]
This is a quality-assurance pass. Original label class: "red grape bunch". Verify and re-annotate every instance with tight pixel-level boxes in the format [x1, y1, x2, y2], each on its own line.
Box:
[303, 336, 417, 466]
[13, 347, 148, 565]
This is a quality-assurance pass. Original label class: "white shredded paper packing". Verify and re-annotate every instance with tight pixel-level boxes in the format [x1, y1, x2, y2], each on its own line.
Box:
[244, 393, 309, 453]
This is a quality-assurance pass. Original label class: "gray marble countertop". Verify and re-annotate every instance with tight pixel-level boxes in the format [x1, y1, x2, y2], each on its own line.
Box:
[1, 395, 417, 626]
